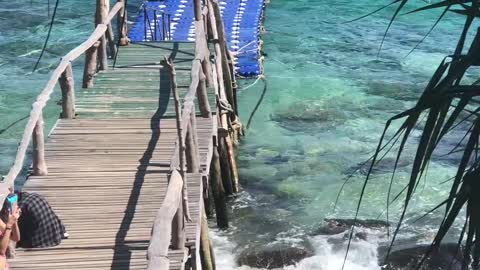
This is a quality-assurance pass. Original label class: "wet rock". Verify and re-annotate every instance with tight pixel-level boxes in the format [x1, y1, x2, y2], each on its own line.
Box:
[355, 232, 368, 241]
[271, 102, 346, 131]
[344, 157, 411, 176]
[264, 154, 290, 165]
[237, 245, 314, 269]
[365, 81, 421, 101]
[378, 243, 463, 270]
[314, 218, 390, 235]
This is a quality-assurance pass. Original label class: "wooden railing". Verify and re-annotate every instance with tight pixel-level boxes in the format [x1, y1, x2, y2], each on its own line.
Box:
[2, 0, 128, 189]
[146, 13, 212, 270]
[146, 0, 235, 269]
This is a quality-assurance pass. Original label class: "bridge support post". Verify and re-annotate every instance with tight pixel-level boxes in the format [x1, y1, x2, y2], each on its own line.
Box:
[171, 199, 185, 250]
[117, 0, 130, 46]
[194, 0, 202, 22]
[211, 0, 236, 114]
[200, 207, 215, 270]
[209, 138, 228, 228]
[186, 112, 200, 173]
[33, 113, 47, 176]
[218, 138, 233, 195]
[83, 41, 100, 88]
[197, 68, 211, 118]
[202, 57, 213, 87]
[96, 0, 109, 70]
[106, 23, 118, 57]
[59, 63, 75, 119]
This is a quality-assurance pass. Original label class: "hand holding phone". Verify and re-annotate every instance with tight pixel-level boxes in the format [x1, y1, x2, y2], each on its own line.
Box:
[6, 194, 17, 215]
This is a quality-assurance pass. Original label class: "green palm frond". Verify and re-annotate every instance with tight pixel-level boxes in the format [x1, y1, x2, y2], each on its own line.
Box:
[344, 1, 480, 269]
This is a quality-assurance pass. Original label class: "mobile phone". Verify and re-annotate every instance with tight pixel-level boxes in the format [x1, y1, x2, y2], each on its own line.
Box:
[6, 194, 17, 214]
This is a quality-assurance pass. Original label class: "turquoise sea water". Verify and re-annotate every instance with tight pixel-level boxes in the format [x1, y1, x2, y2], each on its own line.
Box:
[0, 0, 474, 269]
[214, 0, 475, 269]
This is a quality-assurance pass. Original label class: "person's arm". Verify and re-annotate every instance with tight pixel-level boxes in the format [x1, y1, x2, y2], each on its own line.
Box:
[10, 221, 20, 242]
[0, 209, 19, 256]
[0, 220, 6, 233]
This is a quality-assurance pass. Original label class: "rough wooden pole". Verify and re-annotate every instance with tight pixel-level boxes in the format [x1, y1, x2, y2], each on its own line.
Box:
[190, 109, 201, 170]
[209, 238, 216, 269]
[226, 136, 239, 193]
[32, 112, 47, 176]
[200, 207, 214, 270]
[59, 63, 75, 119]
[106, 23, 118, 57]
[218, 137, 233, 195]
[227, 50, 238, 114]
[194, 0, 202, 21]
[209, 139, 228, 228]
[197, 69, 211, 118]
[211, 0, 236, 112]
[117, 0, 130, 46]
[83, 41, 100, 88]
[96, 0, 109, 70]
[203, 175, 214, 217]
[202, 57, 214, 87]
[171, 195, 185, 250]
[147, 170, 184, 270]
[206, 10, 214, 41]
[186, 120, 200, 173]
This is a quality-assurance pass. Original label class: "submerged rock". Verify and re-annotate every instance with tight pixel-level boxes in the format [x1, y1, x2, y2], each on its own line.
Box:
[237, 245, 314, 269]
[344, 157, 411, 176]
[271, 102, 347, 131]
[378, 243, 463, 270]
[365, 81, 421, 102]
[314, 218, 390, 235]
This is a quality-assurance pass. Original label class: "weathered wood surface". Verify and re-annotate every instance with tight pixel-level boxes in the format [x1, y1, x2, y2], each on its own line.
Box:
[10, 42, 215, 270]
[78, 43, 215, 119]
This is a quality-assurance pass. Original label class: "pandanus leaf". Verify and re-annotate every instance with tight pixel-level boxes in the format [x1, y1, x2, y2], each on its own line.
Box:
[403, 0, 470, 15]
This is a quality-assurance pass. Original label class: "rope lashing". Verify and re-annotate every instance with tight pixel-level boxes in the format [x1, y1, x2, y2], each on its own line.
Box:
[219, 99, 234, 114]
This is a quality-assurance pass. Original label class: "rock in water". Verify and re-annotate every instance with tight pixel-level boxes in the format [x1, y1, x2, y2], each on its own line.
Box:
[237, 245, 314, 269]
[378, 243, 463, 270]
[314, 218, 390, 235]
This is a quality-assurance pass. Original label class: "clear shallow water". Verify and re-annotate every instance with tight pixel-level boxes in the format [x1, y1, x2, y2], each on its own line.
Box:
[0, 0, 473, 269]
[0, 0, 143, 178]
[214, 0, 475, 269]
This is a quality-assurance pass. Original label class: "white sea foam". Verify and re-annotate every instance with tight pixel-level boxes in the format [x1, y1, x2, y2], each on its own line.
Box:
[211, 228, 383, 270]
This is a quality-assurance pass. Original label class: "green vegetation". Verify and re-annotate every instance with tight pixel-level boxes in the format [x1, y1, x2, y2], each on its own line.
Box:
[352, 1, 480, 269]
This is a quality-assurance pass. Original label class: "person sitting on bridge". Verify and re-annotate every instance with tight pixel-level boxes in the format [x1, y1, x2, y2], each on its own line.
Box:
[16, 192, 67, 248]
[0, 192, 21, 270]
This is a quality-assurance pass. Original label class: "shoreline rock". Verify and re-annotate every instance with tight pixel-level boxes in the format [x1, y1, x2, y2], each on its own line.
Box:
[378, 243, 464, 270]
[314, 218, 390, 235]
[237, 244, 314, 269]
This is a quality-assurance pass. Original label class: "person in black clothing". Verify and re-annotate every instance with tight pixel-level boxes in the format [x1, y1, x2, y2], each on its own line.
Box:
[16, 192, 67, 248]
[0, 191, 21, 269]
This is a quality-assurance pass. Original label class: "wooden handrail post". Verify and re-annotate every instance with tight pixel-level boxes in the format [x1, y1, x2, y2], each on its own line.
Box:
[83, 41, 100, 88]
[227, 50, 238, 114]
[32, 112, 47, 176]
[186, 111, 200, 173]
[59, 63, 75, 119]
[211, 0, 236, 112]
[106, 23, 118, 57]
[96, 0, 109, 70]
[171, 194, 185, 250]
[202, 57, 213, 87]
[200, 206, 215, 270]
[197, 67, 211, 118]
[209, 139, 228, 228]
[117, 0, 130, 46]
[194, 0, 202, 22]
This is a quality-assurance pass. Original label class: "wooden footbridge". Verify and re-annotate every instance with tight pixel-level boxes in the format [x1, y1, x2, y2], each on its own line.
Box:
[4, 0, 241, 269]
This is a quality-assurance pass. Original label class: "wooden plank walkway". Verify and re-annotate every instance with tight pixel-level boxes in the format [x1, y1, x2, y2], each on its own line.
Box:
[10, 42, 215, 270]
